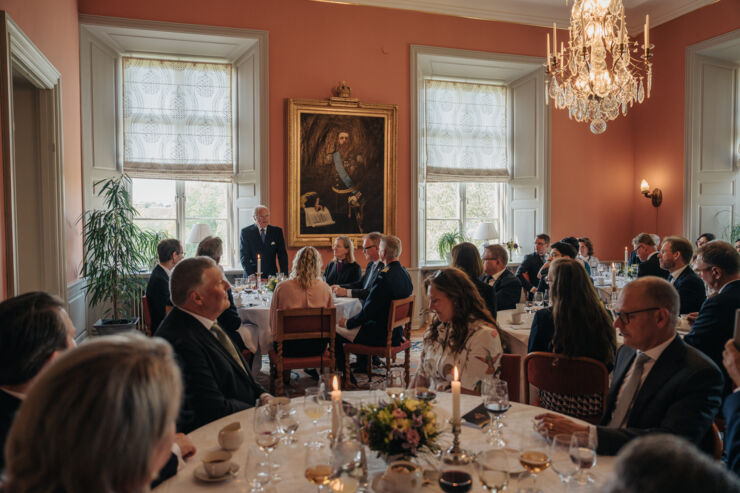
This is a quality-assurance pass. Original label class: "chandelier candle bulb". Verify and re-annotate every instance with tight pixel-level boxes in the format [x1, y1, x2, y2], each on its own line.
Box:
[547, 34, 551, 69]
[553, 22, 557, 54]
[451, 366, 461, 425]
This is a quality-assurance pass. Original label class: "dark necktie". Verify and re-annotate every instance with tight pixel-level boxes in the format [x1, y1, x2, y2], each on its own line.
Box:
[667, 274, 674, 284]
[260, 228, 266, 243]
[608, 352, 651, 428]
[363, 262, 376, 289]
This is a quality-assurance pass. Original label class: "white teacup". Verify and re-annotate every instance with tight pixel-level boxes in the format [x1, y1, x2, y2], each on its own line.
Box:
[218, 422, 244, 451]
[510, 312, 523, 324]
[380, 460, 423, 493]
[202, 450, 232, 477]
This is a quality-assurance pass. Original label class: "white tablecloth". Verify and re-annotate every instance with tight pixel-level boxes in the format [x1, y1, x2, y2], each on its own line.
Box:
[237, 297, 363, 374]
[154, 392, 616, 492]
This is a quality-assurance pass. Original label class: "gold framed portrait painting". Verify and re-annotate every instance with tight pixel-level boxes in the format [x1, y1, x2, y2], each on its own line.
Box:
[286, 98, 397, 247]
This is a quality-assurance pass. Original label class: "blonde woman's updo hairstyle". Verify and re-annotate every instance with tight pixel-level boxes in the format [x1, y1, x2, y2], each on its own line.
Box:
[4, 333, 182, 493]
[333, 235, 356, 263]
[291, 246, 324, 290]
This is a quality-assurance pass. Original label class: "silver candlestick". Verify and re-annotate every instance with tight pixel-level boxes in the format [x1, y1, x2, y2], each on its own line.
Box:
[443, 420, 473, 465]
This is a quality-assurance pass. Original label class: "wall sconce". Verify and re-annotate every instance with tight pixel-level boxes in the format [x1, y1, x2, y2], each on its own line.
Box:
[640, 179, 662, 207]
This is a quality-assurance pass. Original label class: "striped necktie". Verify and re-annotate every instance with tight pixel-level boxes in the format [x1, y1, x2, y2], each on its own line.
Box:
[608, 352, 651, 428]
[260, 228, 266, 243]
[210, 322, 247, 374]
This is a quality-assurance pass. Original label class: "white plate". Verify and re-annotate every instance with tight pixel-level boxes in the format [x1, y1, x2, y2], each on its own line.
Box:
[193, 462, 239, 482]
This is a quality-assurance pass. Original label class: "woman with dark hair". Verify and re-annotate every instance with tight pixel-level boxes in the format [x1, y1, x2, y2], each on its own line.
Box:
[578, 236, 600, 272]
[450, 242, 497, 319]
[323, 236, 361, 286]
[536, 241, 578, 292]
[528, 257, 616, 369]
[421, 267, 503, 394]
[696, 233, 716, 248]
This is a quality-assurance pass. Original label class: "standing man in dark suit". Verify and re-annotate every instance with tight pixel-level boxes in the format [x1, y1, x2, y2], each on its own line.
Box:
[155, 257, 269, 433]
[240, 205, 288, 278]
[332, 231, 384, 301]
[535, 277, 723, 456]
[685, 240, 740, 395]
[335, 235, 413, 375]
[146, 238, 183, 332]
[633, 233, 669, 279]
[659, 236, 706, 314]
[516, 233, 549, 300]
[481, 244, 522, 311]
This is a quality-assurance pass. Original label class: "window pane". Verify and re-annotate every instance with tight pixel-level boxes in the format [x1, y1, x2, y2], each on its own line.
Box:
[185, 181, 228, 219]
[426, 182, 459, 219]
[132, 178, 176, 219]
[465, 182, 499, 219]
[134, 219, 176, 239]
[185, 219, 227, 258]
[426, 219, 460, 262]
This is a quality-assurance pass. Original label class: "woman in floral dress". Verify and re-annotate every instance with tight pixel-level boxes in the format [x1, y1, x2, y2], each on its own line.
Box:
[421, 267, 503, 395]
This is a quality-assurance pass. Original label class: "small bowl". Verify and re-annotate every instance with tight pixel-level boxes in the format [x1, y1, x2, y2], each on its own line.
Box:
[438, 470, 473, 493]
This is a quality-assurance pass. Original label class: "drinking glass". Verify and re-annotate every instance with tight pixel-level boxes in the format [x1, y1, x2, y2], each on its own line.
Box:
[244, 444, 270, 492]
[368, 379, 387, 406]
[304, 386, 329, 446]
[476, 448, 510, 492]
[276, 400, 299, 446]
[570, 430, 597, 485]
[413, 366, 437, 402]
[254, 403, 281, 481]
[543, 289, 550, 307]
[533, 292, 544, 310]
[304, 442, 335, 492]
[517, 429, 551, 493]
[550, 434, 578, 483]
[386, 368, 405, 400]
[481, 377, 510, 448]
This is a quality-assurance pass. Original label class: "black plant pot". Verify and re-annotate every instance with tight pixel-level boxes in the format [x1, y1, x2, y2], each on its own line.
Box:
[92, 317, 140, 336]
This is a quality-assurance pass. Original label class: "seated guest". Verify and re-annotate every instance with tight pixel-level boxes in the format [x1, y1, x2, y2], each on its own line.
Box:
[146, 238, 184, 331]
[697, 233, 716, 249]
[155, 256, 268, 433]
[4, 334, 184, 493]
[451, 242, 497, 319]
[658, 236, 706, 314]
[332, 232, 383, 301]
[633, 232, 669, 279]
[336, 235, 413, 377]
[516, 233, 549, 300]
[722, 340, 740, 477]
[578, 236, 600, 273]
[270, 246, 334, 358]
[536, 241, 577, 292]
[603, 434, 740, 493]
[528, 258, 616, 368]
[323, 235, 361, 286]
[535, 277, 723, 456]
[481, 244, 522, 311]
[421, 267, 503, 394]
[0, 292, 76, 472]
[685, 240, 740, 395]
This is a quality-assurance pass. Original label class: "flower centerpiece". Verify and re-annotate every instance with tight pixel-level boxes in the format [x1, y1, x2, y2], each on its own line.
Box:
[504, 239, 520, 259]
[357, 397, 441, 460]
[265, 277, 279, 292]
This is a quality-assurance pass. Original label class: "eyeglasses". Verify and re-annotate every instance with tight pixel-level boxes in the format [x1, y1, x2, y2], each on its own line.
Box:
[254, 214, 270, 220]
[614, 307, 660, 325]
[482, 256, 496, 261]
[361, 245, 378, 251]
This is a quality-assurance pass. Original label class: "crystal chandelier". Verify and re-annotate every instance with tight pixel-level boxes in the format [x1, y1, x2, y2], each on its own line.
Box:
[545, 0, 654, 134]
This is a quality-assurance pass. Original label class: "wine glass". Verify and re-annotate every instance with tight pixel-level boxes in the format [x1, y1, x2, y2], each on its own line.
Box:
[413, 366, 437, 402]
[275, 400, 299, 446]
[304, 386, 329, 446]
[476, 448, 510, 492]
[550, 434, 578, 483]
[386, 368, 405, 400]
[517, 429, 551, 493]
[304, 442, 335, 492]
[254, 403, 281, 481]
[244, 444, 271, 492]
[482, 377, 510, 448]
[533, 292, 544, 310]
[569, 430, 597, 485]
[543, 289, 550, 307]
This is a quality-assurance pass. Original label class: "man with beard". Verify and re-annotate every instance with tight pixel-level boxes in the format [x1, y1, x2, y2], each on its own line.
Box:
[326, 130, 366, 231]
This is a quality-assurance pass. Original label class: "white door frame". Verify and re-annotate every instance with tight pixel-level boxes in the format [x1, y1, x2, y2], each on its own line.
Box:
[0, 12, 66, 299]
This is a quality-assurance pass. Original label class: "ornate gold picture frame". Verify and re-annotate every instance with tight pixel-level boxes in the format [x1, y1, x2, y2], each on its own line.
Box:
[286, 97, 397, 247]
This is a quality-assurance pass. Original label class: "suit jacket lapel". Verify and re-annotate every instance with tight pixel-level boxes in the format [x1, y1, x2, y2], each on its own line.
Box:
[628, 337, 685, 424]
[186, 312, 253, 383]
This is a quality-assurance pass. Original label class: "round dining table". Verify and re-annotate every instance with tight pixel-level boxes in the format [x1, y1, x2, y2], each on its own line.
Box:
[154, 391, 616, 492]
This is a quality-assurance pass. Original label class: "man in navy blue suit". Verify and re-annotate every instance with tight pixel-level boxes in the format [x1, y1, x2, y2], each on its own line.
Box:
[482, 244, 522, 311]
[685, 240, 740, 395]
[516, 233, 549, 300]
[634, 232, 669, 279]
[240, 205, 289, 278]
[659, 236, 706, 314]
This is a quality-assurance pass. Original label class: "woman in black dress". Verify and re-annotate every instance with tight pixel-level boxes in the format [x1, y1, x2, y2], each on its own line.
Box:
[324, 235, 361, 286]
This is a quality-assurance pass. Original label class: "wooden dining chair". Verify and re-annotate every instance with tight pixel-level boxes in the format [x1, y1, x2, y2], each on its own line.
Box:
[268, 307, 336, 396]
[141, 295, 152, 336]
[500, 353, 522, 403]
[342, 295, 415, 388]
[524, 351, 609, 424]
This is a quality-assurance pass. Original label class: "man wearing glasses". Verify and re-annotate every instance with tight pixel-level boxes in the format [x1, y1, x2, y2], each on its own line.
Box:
[481, 244, 522, 311]
[240, 205, 289, 278]
[633, 232, 669, 279]
[146, 238, 184, 332]
[332, 232, 383, 301]
[535, 277, 722, 456]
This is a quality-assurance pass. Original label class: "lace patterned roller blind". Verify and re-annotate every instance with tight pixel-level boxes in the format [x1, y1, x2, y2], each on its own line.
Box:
[424, 79, 508, 182]
[123, 57, 233, 180]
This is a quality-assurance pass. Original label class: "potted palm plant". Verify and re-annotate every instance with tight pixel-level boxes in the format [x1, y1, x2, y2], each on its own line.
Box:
[80, 175, 160, 335]
[437, 231, 465, 263]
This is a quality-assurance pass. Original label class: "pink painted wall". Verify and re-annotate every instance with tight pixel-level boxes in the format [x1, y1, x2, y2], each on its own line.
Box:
[0, 0, 82, 297]
[631, 0, 740, 241]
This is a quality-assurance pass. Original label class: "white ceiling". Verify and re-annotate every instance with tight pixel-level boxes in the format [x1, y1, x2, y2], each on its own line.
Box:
[313, 0, 718, 33]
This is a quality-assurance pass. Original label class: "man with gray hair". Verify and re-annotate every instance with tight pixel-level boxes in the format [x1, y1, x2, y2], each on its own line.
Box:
[481, 244, 522, 310]
[633, 233, 669, 279]
[239, 205, 288, 277]
[155, 256, 268, 433]
[659, 236, 706, 314]
[535, 277, 723, 455]
[685, 240, 740, 395]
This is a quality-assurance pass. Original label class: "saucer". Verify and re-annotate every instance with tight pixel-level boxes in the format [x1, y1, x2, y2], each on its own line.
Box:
[193, 462, 239, 482]
[371, 473, 391, 493]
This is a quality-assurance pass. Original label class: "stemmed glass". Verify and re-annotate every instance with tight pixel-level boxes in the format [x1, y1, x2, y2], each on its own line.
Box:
[517, 428, 551, 493]
[570, 430, 597, 485]
[476, 448, 510, 492]
[275, 400, 299, 446]
[304, 442, 335, 492]
[550, 434, 578, 483]
[254, 403, 281, 482]
[386, 368, 405, 400]
[304, 386, 329, 446]
[533, 292, 544, 310]
[413, 365, 437, 402]
[543, 289, 550, 308]
[244, 444, 271, 492]
[482, 377, 510, 448]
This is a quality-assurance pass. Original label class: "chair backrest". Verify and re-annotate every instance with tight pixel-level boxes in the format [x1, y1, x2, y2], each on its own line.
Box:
[385, 295, 415, 345]
[500, 354, 522, 403]
[524, 352, 609, 422]
[276, 307, 337, 343]
[141, 296, 152, 331]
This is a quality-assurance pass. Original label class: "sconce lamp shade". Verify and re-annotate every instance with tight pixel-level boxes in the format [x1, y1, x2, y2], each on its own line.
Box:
[640, 179, 650, 193]
[188, 223, 214, 244]
[474, 222, 500, 242]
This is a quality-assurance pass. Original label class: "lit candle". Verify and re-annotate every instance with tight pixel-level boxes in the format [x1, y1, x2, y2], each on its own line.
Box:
[331, 376, 342, 439]
[451, 366, 461, 425]
[624, 246, 629, 265]
[257, 254, 261, 276]
[611, 262, 617, 291]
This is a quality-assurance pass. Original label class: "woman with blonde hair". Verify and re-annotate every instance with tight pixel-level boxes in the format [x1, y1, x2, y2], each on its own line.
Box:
[323, 236, 361, 286]
[269, 246, 334, 360]
[3, 333, 182, 493]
